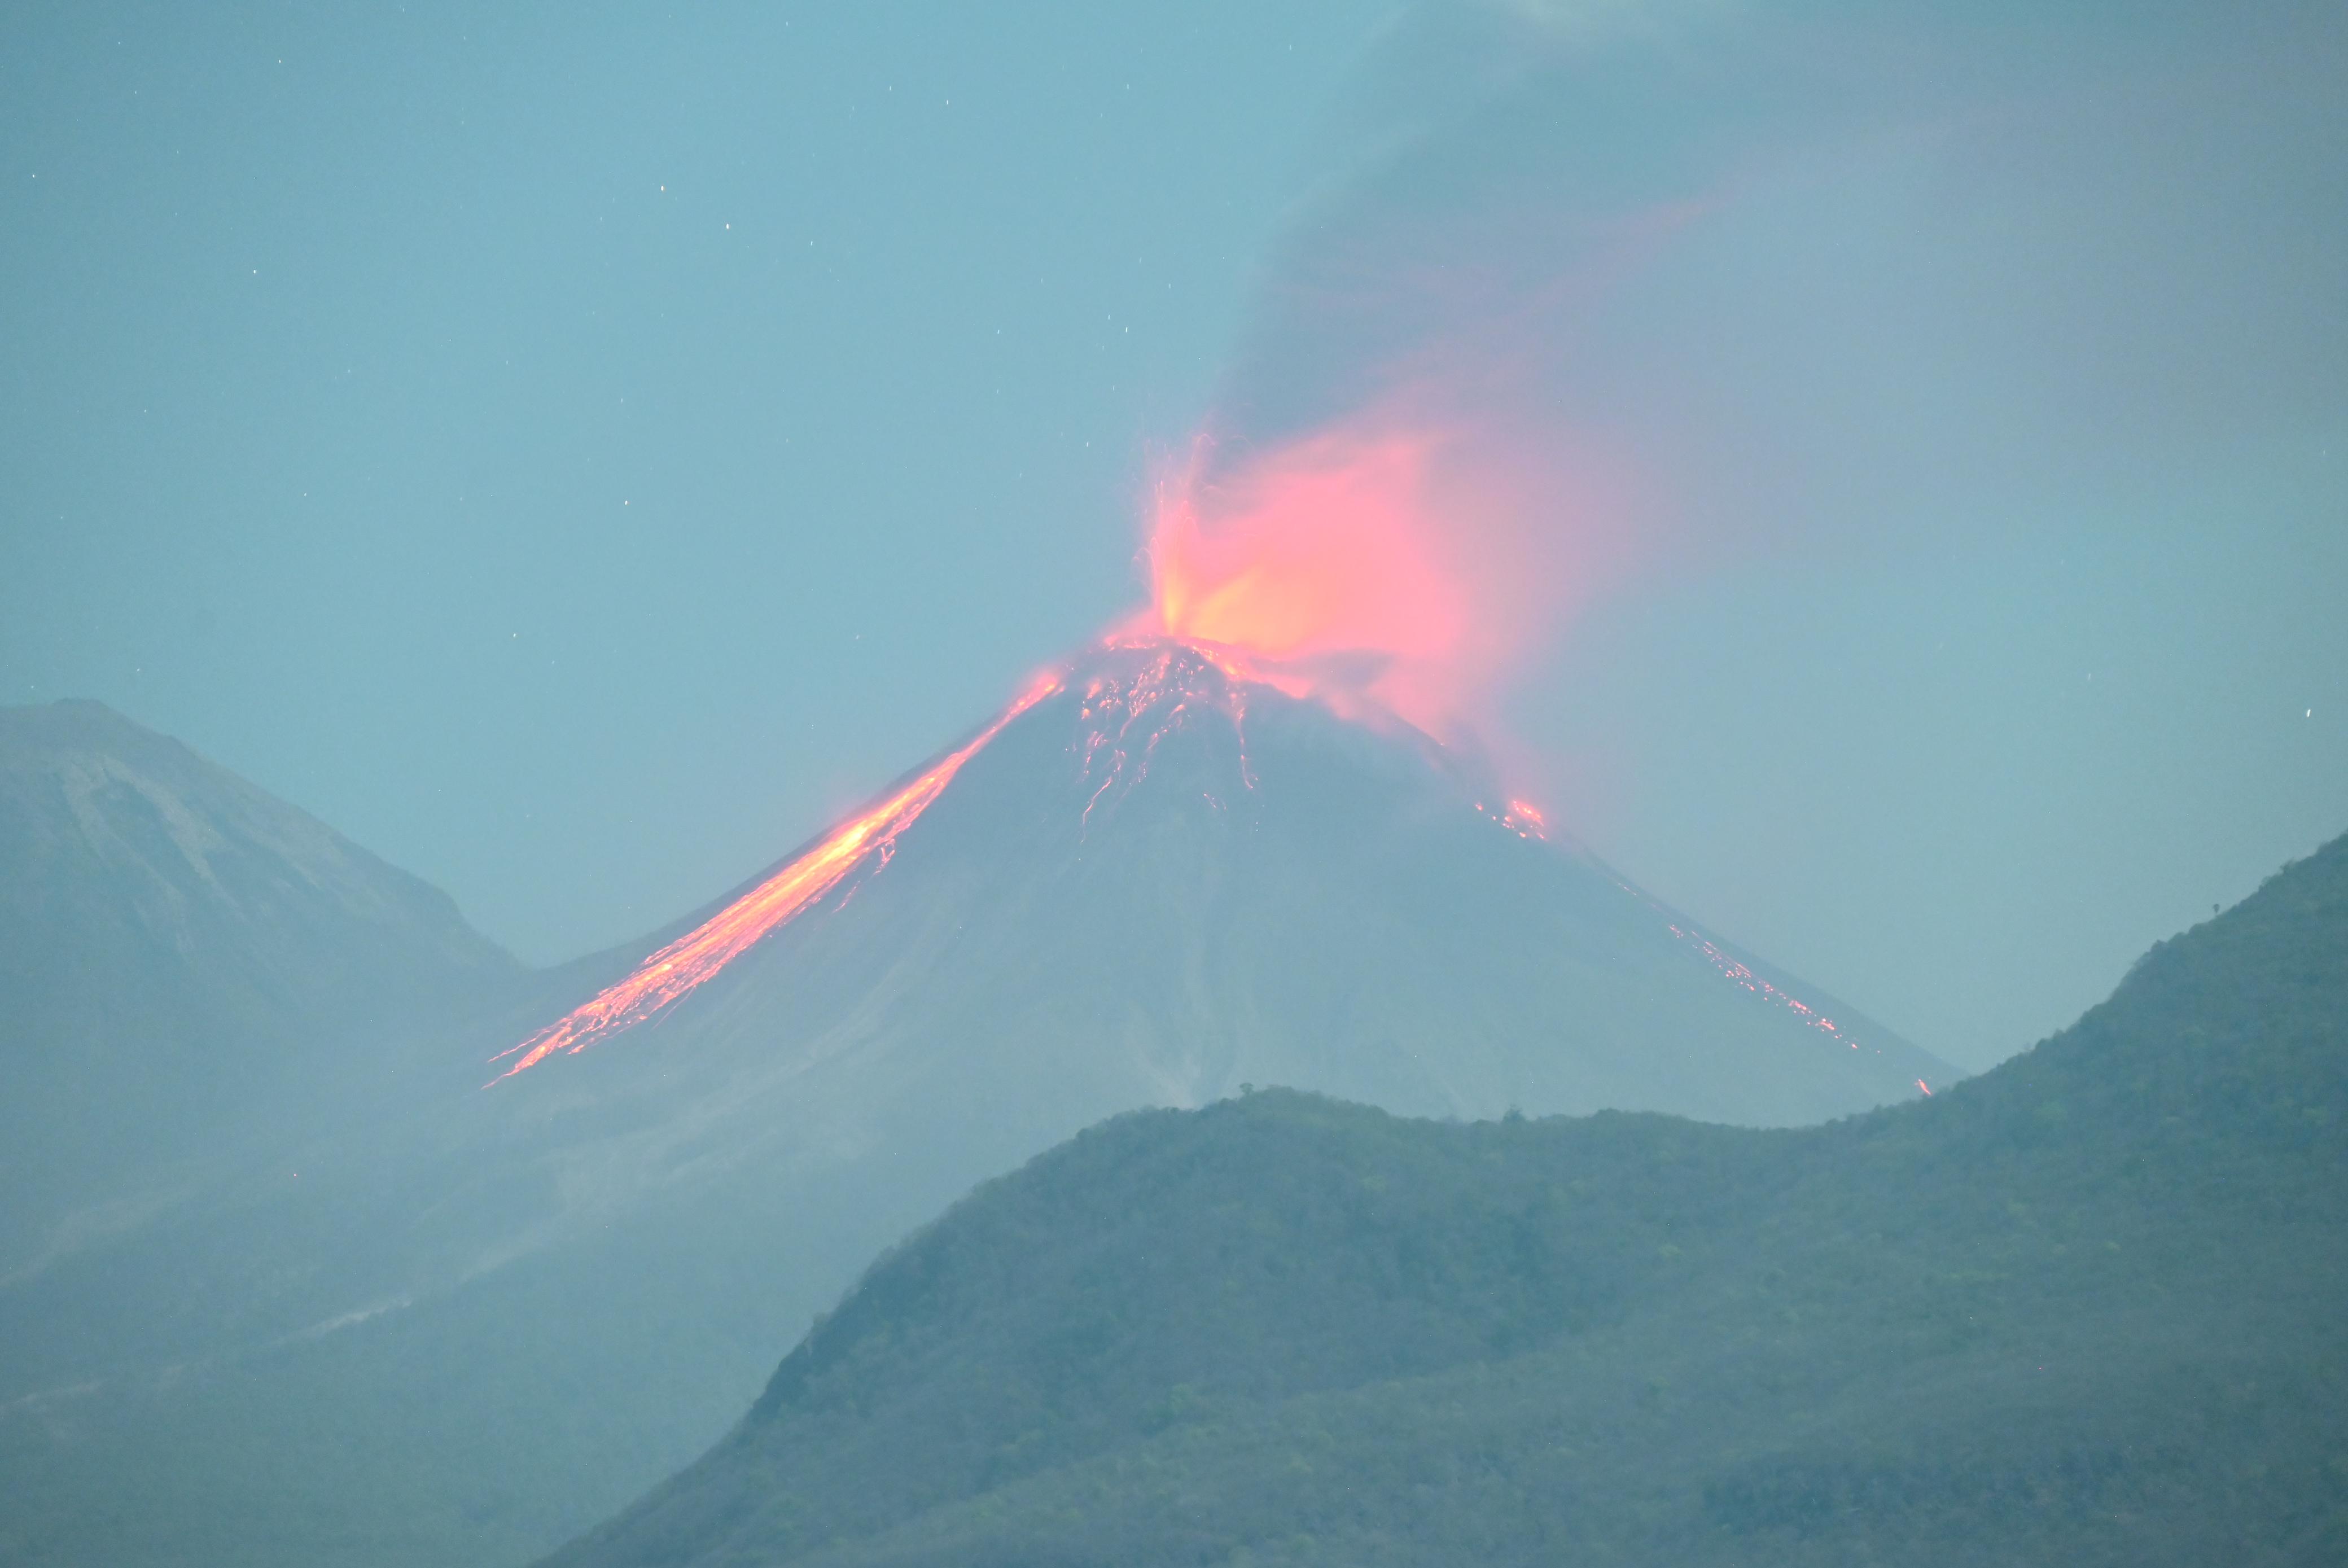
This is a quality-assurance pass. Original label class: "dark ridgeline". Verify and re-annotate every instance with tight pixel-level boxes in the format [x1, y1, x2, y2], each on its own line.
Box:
[544, 835, 2348, 1567]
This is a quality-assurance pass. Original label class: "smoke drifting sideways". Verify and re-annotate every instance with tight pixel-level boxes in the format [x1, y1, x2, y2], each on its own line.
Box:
[1132, 0, 2347, 750]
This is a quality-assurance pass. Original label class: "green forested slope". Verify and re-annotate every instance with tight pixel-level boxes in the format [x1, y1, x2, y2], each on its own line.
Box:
[547, 835, 2348, 1567]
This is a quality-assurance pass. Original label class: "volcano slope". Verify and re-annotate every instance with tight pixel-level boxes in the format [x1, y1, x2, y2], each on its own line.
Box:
[0, 647, 1945, 1568]
[0, 698, 519, 1262]
[547, 831, 2348, 1568]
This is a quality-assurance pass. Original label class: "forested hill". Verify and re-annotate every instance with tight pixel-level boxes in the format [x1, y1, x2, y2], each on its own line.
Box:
[546, 834, 2348, 1568]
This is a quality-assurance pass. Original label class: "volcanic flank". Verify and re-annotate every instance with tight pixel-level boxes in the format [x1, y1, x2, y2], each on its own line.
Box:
[502, 637, 1949, 1127]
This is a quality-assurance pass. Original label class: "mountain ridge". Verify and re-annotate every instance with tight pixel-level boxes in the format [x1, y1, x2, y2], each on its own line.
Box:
[0, 697, 520, 1259]
[541, 831, 2348, 1567]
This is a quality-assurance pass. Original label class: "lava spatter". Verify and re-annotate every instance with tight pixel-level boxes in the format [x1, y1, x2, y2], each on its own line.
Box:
[1473, 797, 1550, 841]
[1073, 641, 1261, 832]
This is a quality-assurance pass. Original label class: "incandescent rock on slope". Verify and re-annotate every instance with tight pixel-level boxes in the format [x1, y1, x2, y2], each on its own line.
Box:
[524, 640, 1951, 1139]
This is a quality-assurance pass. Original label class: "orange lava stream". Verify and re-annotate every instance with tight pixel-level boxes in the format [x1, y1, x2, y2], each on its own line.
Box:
[1662, 919, 1855, 1046]
[1596, 869, 1878, 1057]
[492, 672, 1063, 1080]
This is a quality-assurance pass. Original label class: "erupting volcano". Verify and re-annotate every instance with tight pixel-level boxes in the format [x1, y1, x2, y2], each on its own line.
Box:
[498, 619, 1948, 1124]
[497, 415, 1736, 1111]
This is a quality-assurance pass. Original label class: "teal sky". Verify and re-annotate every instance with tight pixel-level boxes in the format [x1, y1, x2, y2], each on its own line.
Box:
[5, 1, 2342, 1072]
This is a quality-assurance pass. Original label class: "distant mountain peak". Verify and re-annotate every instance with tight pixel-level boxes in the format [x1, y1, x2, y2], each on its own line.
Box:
[0, 699, 517, 1233]
[3, 697, 510, 968]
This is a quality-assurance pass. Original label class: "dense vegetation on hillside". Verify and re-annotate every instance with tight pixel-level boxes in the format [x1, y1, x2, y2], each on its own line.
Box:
[548, 835, 2348, 1566]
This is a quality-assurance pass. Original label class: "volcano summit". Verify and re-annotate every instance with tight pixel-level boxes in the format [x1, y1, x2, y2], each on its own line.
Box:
[502, 637, 1947, 1127]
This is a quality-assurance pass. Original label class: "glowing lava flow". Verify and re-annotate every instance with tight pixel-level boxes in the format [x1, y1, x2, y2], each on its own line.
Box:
[1587, 868, 1872, 1053]
[1659, 919, 1851, 1043]
[492, 672, 1063, 1080]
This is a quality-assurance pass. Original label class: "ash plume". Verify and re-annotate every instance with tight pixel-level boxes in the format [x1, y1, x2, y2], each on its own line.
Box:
[1173, 0, 2347, 730]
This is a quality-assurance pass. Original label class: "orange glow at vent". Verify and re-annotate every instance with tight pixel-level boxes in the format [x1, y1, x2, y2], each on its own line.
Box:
[1146, 431, 1467, 730]
[1133, 411, 1597, 743]
[491, 671, 1063, 1079]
